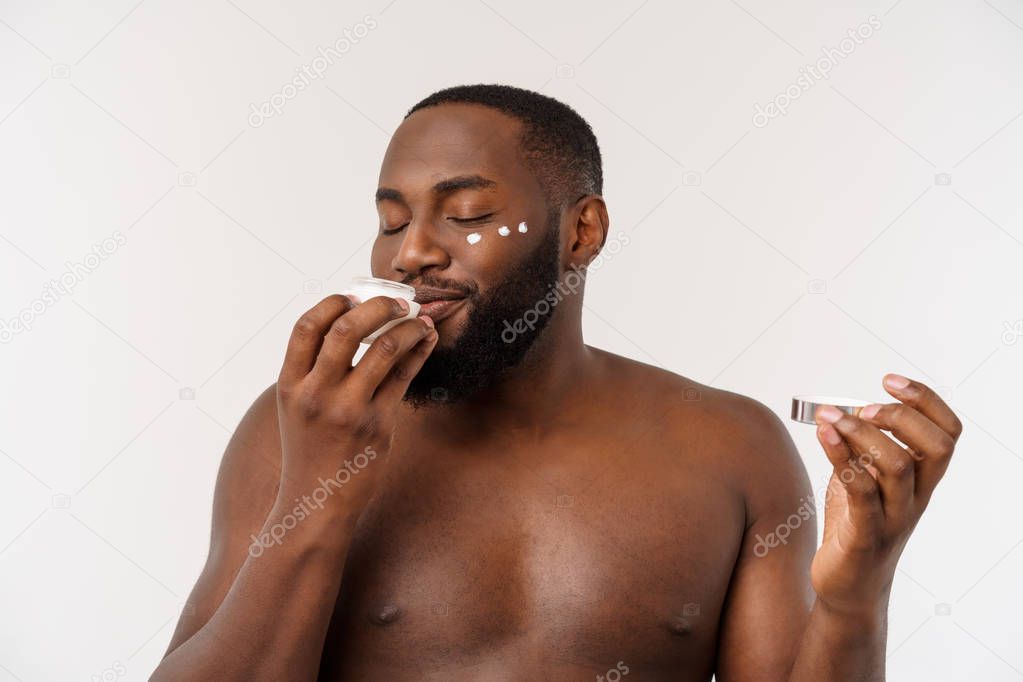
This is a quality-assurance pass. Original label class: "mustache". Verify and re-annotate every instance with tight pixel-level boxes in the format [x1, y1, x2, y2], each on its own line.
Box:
[401, 273, 479, 299]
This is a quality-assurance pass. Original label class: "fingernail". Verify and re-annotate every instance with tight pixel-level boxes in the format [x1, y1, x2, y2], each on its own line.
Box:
[859, 403, 881, 420]
[420, 314, 434, 328]
[817, 405, 843, 424]
[820, 424, 842, 445]
[884, 373, 910, 390]
[395, 297, 410, 312]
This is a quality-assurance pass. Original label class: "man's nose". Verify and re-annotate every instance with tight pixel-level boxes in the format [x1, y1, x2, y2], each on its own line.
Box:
[391, 220, 449, 276]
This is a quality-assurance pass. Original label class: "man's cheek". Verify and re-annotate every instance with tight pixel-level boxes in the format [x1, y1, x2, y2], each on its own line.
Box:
[459, 219, 537, 256]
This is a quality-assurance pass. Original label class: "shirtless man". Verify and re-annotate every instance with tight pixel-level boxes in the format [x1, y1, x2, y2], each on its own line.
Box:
[152, 84, 962, 680]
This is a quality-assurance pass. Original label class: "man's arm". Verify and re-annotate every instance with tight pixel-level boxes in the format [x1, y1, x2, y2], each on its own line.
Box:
[162, 383, 282, 655]
[716, 376, 961, 681]
[151, 294, 438, 680]
[712, 397, 818, 681]
[153, 383, 359, 680]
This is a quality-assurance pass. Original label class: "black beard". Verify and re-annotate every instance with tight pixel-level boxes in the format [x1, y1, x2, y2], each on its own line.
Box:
[404, 220, 562, 407]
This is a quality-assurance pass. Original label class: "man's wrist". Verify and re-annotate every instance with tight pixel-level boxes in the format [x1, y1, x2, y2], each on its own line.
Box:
[815, 592, 890, 632]
[788, 594, 890, 682]
[247, 493, 360, 560]
[273, 467, 370, 524]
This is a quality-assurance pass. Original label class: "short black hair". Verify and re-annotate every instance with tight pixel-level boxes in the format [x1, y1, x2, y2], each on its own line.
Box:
[405, 84, 603, 209]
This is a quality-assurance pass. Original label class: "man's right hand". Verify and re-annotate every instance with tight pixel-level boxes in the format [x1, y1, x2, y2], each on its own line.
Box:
[154, 293, 435, 679]
[274, 293, 437, 517]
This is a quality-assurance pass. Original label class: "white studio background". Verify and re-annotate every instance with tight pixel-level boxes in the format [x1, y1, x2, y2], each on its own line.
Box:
[1, 0, 1021, 680]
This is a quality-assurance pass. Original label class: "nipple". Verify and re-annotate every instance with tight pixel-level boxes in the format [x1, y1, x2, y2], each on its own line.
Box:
[666, 615, 692, 637]
[369, 604, 402, 626]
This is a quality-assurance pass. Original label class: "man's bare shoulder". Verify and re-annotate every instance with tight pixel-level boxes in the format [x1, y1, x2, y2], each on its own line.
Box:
[589, 347, 810, 499]
[208, 384, 283, 554]
[590, 347, 784, 436]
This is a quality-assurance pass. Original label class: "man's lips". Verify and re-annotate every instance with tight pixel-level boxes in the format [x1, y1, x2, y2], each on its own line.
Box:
[417, 297, 466, 321]
[413, 287, 469, 322]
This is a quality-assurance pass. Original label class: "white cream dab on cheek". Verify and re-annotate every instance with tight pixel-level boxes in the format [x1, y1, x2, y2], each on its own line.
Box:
[498, 226, 510, 236]
[466, 232, 482, 245]
[518, 221, 528, 233]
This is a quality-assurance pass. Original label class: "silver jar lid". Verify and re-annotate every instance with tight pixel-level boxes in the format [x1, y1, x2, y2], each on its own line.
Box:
[791, 395, 871, 424]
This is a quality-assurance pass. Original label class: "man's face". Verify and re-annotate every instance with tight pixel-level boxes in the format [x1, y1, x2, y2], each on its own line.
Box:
[371, 103, 565, 405]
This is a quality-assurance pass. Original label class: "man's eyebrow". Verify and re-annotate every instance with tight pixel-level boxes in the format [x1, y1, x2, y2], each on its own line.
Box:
[375, 174, 498, 204]
[431, 174, 497, 194]
[375, 187, 404, 203]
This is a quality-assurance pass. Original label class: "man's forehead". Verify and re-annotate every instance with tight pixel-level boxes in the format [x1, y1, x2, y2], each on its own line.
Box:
[395, 102, 521, 145]
[380, 105, 523, 177]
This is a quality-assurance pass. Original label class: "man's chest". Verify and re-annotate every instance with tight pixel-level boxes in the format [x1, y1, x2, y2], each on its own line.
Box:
[319, 437, 746, 679]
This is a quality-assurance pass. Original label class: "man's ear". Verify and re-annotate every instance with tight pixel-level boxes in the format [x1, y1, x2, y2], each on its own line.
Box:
[566, 195, 609, 266]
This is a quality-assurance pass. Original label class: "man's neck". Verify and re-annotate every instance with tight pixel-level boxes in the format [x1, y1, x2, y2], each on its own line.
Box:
[406, 312, 596, 440]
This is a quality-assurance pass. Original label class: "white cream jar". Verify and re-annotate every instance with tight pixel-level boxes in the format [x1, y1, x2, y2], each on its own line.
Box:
[341, 276, 421, 343]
